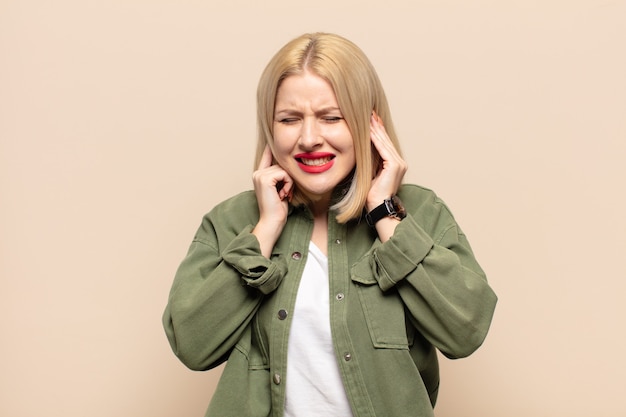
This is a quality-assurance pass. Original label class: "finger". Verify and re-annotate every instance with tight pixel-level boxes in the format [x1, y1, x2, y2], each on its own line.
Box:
[253, 162, 294, 202]
[370, 118, 394, 157]
[372, 110, 384, 127]
[369, 114, 407, 176]
[370, 113, 404, 159]
[278, 172, 294, 200]
[258, 144, 274, 170]
[370, 112, 390, 144]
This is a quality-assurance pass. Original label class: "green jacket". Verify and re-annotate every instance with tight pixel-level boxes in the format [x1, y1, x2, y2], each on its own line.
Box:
[163, 184, 497, 417]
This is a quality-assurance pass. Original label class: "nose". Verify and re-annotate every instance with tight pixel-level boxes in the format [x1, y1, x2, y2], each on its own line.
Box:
[298, 117, 323, 149]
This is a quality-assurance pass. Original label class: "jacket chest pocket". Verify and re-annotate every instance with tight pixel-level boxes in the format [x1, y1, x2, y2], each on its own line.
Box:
[351, 256, 410, 349]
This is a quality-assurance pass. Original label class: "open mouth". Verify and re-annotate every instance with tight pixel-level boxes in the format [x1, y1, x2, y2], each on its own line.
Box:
[296, 156, 335, 166]
[295, 153, 336, 173]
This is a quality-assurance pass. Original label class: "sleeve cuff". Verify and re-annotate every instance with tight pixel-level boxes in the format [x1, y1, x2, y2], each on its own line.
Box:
[221, 225, 288, 294]
[373, 215, 434, 291]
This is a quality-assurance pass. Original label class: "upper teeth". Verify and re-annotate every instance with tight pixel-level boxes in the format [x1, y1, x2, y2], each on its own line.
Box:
[301, 157, 331, 166]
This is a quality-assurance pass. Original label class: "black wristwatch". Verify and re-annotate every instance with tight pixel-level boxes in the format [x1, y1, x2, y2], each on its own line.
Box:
[365, 195, 406, 227]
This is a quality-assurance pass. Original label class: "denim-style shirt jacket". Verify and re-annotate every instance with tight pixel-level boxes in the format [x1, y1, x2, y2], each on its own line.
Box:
[163, 184, 497, 417]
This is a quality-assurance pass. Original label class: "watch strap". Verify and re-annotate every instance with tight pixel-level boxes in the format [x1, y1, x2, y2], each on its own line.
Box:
[365, 198, 395, 227]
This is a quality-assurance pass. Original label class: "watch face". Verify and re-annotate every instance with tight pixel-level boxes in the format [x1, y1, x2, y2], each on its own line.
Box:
[367, 195, 407, 227]
[391, 195, 407, 218]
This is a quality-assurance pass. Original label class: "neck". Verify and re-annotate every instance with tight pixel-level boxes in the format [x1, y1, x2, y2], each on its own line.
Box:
[307, 195, 331, 218]
[310, 207, 329, 256]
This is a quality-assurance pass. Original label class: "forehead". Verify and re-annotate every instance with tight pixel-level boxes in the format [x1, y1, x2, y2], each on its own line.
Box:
[275, 72, 339, 109]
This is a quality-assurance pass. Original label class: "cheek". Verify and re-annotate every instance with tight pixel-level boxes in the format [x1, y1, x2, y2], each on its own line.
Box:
[335, 130, 356, 155]
[343, 137, 357, 168]
[271, 127, 288, 149]
[271, 132, 295, 164]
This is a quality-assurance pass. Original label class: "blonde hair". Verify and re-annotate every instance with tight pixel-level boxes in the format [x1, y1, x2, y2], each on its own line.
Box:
[255, 32, 401, 223]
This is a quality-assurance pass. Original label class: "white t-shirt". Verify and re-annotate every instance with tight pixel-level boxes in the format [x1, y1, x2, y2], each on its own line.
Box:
[284, 242, 354, 417]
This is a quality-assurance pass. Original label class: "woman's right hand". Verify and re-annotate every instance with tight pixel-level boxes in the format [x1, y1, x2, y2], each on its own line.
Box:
[251, 145, 294, 258]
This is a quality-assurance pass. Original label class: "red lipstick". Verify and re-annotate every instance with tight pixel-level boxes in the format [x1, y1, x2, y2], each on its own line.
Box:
[294, 152, 335, 173]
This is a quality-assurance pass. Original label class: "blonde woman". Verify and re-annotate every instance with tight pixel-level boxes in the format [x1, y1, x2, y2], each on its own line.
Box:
[164, 32, 497, 417]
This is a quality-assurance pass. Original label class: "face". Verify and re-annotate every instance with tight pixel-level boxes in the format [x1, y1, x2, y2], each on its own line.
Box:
[272, 71, 355, 206]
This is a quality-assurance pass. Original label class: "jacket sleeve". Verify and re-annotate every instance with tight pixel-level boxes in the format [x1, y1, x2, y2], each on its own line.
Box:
[368, 190, 497, 359]
[162, 216, 288, 371]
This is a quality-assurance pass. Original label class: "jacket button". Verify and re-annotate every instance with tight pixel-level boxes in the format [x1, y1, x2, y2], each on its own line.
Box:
[277, 309, 288, 320]
[291, 252, 302, 260]
[335, 293, 345, 301]
[273, 373, 281, 385]
[335, 239, 342, 244]
[343, 352, 352, 362]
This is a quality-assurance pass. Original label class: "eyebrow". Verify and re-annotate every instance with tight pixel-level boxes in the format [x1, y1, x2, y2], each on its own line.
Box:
[274, 106, 343, 116]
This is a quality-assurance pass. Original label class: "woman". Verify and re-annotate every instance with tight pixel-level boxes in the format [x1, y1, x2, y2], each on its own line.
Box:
[163, 32, 497, 417]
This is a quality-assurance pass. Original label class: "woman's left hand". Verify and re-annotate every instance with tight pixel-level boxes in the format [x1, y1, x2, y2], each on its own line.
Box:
[367, 111, 408, 211]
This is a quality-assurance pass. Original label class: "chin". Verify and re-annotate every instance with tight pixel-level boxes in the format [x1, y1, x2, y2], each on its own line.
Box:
[297, 186, 334, 202]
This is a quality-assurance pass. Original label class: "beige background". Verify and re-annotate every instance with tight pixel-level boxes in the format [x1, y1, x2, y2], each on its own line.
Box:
[2, 0, 625, 416]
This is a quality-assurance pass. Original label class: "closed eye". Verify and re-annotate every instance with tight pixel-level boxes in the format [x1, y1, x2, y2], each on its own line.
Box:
[277, 118, 299, 124]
